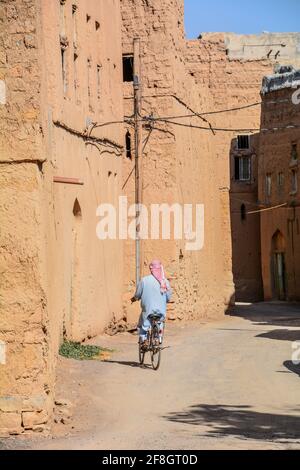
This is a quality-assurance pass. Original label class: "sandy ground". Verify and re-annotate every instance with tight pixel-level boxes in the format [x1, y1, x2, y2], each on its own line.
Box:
[2, 302, 300, 450]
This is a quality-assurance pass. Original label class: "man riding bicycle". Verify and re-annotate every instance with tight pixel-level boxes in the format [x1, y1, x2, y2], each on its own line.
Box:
[131, 260, 172, 350]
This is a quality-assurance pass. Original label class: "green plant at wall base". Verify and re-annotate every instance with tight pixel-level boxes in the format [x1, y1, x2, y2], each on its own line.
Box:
[59, 341, 113, 361]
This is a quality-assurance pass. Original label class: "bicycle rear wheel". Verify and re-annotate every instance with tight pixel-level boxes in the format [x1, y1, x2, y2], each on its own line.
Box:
[150, 326, 161, 370]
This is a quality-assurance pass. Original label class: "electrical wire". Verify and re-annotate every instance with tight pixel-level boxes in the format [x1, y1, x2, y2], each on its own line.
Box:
[90, 89, 300, 135]
[125, 93, 295, 115]
[143, 117, 259, 132]
[200, 102, 262, 116]
[142, 117, 300, 133]
[125, 94, 261, 115]
[85, 115, 300, 136]
[247, 203, 288, 214]
[53, 119, 124, 151]
[231, 203, 294, 215]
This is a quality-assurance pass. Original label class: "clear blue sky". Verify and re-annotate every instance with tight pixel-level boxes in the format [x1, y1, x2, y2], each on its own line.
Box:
[185, 0, 300, 39]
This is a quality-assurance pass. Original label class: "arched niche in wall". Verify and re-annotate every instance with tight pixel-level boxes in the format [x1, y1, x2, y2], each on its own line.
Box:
[73, 198, 82, 218]
[272, 229, 285, 253]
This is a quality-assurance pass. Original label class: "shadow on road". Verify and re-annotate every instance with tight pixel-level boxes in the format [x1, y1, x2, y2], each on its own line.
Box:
[103, 359, 152, 369]
[165, 404, 300, 441]
[227, 302, 300, 328]
[256, 330, 300, 342]
[283, 361, 300, 378]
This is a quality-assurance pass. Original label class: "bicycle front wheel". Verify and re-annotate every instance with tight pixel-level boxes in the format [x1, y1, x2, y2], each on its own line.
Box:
[150, 326, 161, 370]
[151, 348, 161, 370]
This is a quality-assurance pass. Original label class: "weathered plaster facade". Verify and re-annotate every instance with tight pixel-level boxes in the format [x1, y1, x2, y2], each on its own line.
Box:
[1, 0, 300, 437]
[0, 0, 124, 436]
[185, 31, 300, 301]
[259, 67, 300, 300]
[121, 0, 234, 324]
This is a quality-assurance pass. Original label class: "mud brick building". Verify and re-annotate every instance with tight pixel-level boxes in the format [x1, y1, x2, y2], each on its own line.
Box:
[0, 0, 124, 435]
[259, 67, 300, 300]
[0, 0, 299, 437]
[121, 0, 233, 323]
[186, 32, 300, 302]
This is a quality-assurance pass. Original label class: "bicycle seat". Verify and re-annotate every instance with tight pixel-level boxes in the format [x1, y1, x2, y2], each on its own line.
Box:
[149, 313, 163, 321]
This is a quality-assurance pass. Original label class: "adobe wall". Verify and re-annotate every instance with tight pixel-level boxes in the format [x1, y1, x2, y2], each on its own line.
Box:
[39, 0, 124, 343]
[185, 32, 300, 302]
[0, 0, 124, 436]
[259, 79, 300, 300]
[0, 0, 51, 436]
[121, 0, 234, 323]
[1, 0, 299, 438]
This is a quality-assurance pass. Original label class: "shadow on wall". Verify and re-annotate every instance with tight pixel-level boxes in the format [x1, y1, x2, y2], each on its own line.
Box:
[229, 134, 263, 303]
[164, 403, 300, 441]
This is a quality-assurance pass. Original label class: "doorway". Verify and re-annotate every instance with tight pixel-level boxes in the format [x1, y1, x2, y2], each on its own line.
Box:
[271, 230, 286, 300]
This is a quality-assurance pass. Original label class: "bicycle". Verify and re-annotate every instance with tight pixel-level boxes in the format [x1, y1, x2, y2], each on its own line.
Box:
[139, 314, 165, 371]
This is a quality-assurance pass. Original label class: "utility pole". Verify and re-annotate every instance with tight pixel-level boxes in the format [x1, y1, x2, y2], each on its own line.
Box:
[133, 38, 143, 286]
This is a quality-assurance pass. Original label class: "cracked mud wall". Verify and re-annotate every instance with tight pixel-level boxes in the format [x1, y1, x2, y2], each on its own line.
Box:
[0, 0, 52, 436]
[0, 0, 124, 436]
[1, 0, 299, 438]
[121, 0, 234, 322]
[39, 0, 124, 344]
[185, 32, 300, 302]
[258, 82, 300, 301]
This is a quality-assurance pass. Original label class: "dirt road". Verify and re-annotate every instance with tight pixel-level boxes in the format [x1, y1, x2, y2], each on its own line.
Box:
[5, 302, 300, 450]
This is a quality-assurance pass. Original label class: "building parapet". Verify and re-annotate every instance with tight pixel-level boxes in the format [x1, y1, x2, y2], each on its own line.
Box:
[261, 66, 300, 95]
